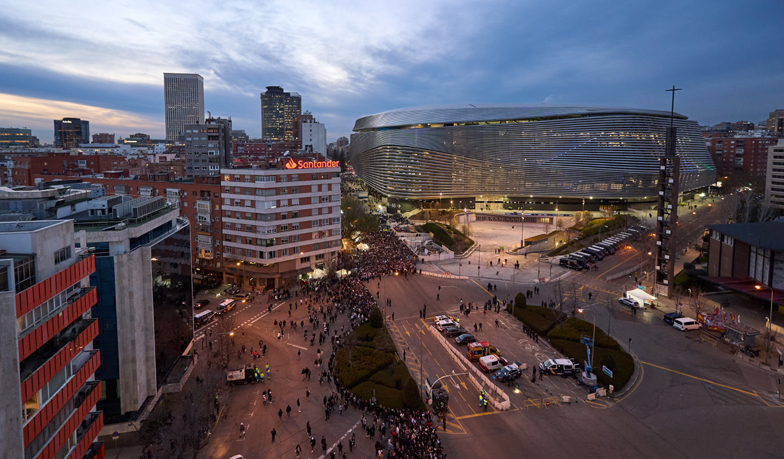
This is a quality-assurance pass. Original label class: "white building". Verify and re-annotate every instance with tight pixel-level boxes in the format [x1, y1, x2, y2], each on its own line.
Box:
[220, 158, 341, 289]
[765, 139, 784, 210]
[301, 118, 327, 155]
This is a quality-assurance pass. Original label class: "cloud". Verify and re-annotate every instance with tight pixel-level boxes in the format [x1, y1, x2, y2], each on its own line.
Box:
[0, 93, 162, 140]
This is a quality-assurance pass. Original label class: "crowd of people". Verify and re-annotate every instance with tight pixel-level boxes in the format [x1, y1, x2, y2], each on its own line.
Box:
[294, 227, 447, 458]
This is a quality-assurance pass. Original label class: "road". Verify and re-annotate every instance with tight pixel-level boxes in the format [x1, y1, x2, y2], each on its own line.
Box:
[379, 269, 784, 459]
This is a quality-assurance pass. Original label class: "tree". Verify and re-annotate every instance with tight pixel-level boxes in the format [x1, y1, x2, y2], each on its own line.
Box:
[215, 313, 239, 368]
[688, 286, 708, 319]
[603, 294, 616, 337]
[338, 151, 347, 173]
[369, 307, 383, 328]
[402, 378, 421, 409]
[761, 328, 779, 366]
[341, 195, 378, 238]
[573, 212, 583, 227]
[556, 217, 565, 230]
[515, 292, 527, 309]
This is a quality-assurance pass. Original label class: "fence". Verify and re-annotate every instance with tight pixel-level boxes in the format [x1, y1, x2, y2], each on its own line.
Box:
[421, 271, 468, 280]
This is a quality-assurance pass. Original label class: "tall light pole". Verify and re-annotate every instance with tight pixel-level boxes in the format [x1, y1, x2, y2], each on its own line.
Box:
[577, 308, 596, 379]
[756, 284, 775, 365]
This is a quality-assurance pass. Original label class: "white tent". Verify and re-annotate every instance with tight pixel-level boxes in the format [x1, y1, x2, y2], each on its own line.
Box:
[626, 289, 656, 307]
[357, 243, 370, 251]
[310, 268, 327, 279]
[336, 269, 350, 277]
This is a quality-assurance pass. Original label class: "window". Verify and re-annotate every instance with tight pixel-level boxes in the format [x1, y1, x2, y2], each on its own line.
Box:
[313, 220, 319, 227]
[282, 248, 289, 256]
[279, 175, 288, 183]
[54, 246, 71, 264]
[281, 236, 289, 244]
[292, 235, 300, 242]
[292, 223, 300, 230]
[280, 224, 289, 232]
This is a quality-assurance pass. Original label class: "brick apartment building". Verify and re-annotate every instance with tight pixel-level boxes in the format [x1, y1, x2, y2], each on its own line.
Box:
[31, 174, 224, 285]
[220, 157, 341, 289]
[704, 135, 779, 187]
[12, 154, 129, 186]
[0, 220, 104, 459]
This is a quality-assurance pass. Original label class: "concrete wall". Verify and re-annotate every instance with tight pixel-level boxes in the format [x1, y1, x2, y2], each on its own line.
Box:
[114, 247, 157, 414]
[0, 260, 24, 457]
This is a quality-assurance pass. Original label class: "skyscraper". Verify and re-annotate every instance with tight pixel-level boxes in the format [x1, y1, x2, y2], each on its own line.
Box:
[260, 86, 301, 141]
[54, 118, 90, 148]
[164, 73, 205, 143]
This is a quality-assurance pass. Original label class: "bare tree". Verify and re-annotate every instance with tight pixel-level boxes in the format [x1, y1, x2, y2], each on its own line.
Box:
[215, 313, 239, 368]
[566, 281, 581, 318]
[688, 286, 708, 319]
[761, 328, 779, 366]
[556, 217, 565, 230]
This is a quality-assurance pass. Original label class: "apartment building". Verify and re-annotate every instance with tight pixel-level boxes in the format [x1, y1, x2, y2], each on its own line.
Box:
[0, 220, 104, 459]
[220, 157, 341, 289]
[765, 139, 784, 210]
[31, 175, 224, 285]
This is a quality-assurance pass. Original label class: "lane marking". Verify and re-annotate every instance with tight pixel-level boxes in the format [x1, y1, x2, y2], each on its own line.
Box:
[641, 361, 761, 397]
[286, 343, 308, 350]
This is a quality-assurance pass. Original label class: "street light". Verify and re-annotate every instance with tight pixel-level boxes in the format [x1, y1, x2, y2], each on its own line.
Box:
[577, 308, 596, 381]
[755, 284, 775, 365]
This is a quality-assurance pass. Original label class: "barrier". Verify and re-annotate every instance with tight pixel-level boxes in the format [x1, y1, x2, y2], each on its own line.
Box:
[427, 325, 511, 410]
[605, 261, 646, 281]
[524, 399, 541, 409]
[421, 271, 469, 280]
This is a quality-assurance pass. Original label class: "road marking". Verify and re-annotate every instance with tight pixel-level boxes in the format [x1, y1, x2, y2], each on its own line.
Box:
[641, 361, 761, 397]
[317, 419, 361, 459]
[286, 343, 308, 350]
[455, 408, 519, 420]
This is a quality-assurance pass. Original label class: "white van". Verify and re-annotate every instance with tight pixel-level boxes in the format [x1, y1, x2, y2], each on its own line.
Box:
[673, 317, 701, 331]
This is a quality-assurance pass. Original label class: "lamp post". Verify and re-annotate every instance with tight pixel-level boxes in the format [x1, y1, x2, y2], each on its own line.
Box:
[577, 308, 596, 379]
[755, 284, 775, 365]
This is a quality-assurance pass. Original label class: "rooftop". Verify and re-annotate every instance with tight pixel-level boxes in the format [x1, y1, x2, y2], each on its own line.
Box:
[707, 222, 784, 252]
[0, 220, 66, 233]
[353, 104, 688, 131]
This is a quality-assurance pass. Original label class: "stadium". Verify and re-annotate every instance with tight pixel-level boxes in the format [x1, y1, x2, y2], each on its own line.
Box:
[349, 104, 716, 212]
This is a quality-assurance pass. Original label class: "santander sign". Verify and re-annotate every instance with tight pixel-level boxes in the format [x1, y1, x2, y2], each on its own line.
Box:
[284, 158, 339, 170]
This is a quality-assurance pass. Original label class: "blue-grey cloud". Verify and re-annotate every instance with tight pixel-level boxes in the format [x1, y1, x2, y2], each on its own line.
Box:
[0, 0, 782, 144]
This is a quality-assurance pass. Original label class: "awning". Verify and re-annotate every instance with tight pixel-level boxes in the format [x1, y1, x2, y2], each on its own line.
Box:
[356, 243, 370, 251]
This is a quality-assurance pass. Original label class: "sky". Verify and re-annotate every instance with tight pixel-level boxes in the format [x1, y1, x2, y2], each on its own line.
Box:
[1, 0, 783, 145]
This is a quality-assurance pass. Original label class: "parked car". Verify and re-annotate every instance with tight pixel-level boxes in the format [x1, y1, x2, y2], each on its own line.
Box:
[673, 317, 701, 331]
[454, 333, 477, 345]
[663, 311, 683, 325]
[435, 319, 455, 331]
[479, 354, 508, 372]
[444, 326, 468, 337]
[539, 358, 580, 377]
[194, 299, 210, 309]
[619, 297, 639, 309]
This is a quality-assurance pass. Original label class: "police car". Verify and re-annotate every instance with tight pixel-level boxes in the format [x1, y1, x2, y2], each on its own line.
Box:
[493, 361, 524, 382]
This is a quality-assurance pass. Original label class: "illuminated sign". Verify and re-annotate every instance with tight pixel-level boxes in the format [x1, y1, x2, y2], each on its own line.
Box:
[284, 158, 339, 170]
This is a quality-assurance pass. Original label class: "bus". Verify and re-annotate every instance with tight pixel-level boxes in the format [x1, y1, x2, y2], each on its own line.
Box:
[194, 310, 215, 327]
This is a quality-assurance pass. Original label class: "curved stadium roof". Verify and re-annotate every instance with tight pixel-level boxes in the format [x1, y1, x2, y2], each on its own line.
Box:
[353, 104, 687, 131]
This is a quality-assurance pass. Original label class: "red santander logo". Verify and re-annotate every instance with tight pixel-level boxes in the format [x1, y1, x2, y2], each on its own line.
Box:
[284, 159, 339, 170]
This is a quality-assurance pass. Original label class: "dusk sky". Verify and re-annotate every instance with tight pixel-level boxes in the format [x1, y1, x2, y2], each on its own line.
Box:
[1, 0, 783, 144]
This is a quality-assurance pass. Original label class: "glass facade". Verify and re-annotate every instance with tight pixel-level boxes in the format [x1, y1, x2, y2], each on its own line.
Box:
[54, 118, 90, 149]
[151, 224, 194, 388]
[89, 243, 121, 419]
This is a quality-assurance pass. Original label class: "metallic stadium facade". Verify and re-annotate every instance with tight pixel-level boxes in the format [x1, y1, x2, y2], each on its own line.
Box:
[349, 104, 716, 210]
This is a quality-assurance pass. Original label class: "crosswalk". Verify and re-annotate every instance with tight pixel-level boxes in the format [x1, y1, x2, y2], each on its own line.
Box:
[195, 301, 286, 340]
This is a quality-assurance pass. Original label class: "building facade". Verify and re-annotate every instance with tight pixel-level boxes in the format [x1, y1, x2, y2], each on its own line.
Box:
[0, 220, 104, 459]
[705, 134, 779, 186]
[220, 159, 340, 288]
[260, 86, 301, 142]
[11, 154, 129, 186]
[300, 118, 327, 155]
[54, 118, 90, 149]
[350, 104, 716, 212]
[184, 117, 232, 178]
[29, 175, 224, 285]
[765, 140, 784, 210]
[1, 127, 36, 147]
[164, 73, 205, 143]
[91, 133, 115, 145]
[767, 109, 784, 136]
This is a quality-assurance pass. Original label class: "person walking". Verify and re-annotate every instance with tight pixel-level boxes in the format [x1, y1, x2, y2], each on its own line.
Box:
[271, 428, 277, 442]
[286, 404, 292, 418]
[297, 398, 301, 412]
[321, 436, 328, 454]
[278, 408, 283, 422]
[306, 388, 310, 401]
[310, 436, 316, 452]
[307, 421, 311, 437]
[239, 422, 246, 440]
[296, 444, 302, 458]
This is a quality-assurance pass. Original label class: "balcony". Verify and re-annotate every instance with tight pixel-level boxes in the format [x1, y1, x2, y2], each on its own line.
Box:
[76, 412, 101, 444]
[195, 223, 213, 234]
[80, 442, 105, 459]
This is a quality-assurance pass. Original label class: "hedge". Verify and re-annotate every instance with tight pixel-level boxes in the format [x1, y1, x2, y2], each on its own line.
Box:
[352, 381, 407, 409]
[546, 318, 621, 350]
[512, 305, 565, 336]
[369, 361, 411, 390]
[550, 339, 634, 390]
[335, 346, 395, 388]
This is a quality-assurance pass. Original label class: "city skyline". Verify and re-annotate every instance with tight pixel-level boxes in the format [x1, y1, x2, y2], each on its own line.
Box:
[1, 0, 783, 144]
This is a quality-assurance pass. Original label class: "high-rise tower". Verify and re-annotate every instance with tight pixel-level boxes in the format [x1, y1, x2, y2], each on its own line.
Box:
[260, 86, 301, 142]
[164, 73, 205, 143]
